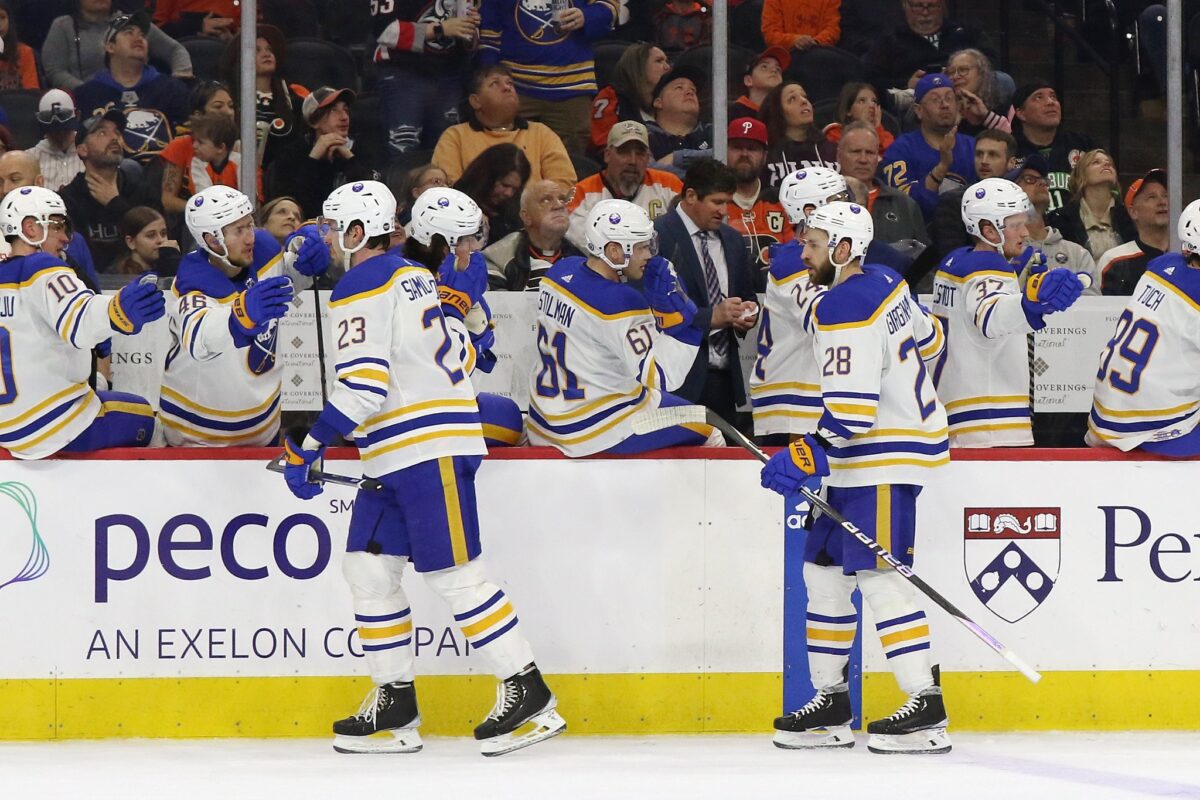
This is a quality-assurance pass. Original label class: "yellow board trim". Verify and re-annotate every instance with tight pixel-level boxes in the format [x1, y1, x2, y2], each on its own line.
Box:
[461, 602, 513, 639]
[438, 456, 469, 566]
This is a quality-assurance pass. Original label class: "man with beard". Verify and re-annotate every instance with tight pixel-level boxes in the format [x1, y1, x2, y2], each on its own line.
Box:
[567, 121, 682, 249]
[759, 201, 953, 755]
[880, 73, 975, 221]
[725, 117, 790, 289]
[486, 179, 583, 291]
[60, 109, 159, 270]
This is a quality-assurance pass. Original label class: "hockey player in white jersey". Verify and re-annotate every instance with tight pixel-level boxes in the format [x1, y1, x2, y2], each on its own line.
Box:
[750, 167, 848, 444]
[527, 198, 723, 455]
[1088, 198, 1200, 455]
[0, 186, 163, 458]
[759, 202, 951, 755]
[281, 182, 564, 757]
[159, 186, 329, 447]
[931, 177, 1085, 447]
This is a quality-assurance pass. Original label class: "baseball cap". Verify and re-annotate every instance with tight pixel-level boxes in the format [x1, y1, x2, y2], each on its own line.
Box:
[37, 89, 77, 128]
[302, 87, 356, 126]
[1004, 152, 1050, 183]
[915, 73, 954, 103]
[105, 10, 151, 46]
[727, 117, 768, 146]
[1124, 168, 1167, 211]
[607, 120, 649, 148]
[1011, 80, 1054, 110]
[745, 46, 791, 76]
[652, 65, 705, 101]
[76, 108, 126, 146]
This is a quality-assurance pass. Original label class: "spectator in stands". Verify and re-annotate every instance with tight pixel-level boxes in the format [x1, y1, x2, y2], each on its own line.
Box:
[451, 143, 531, 247]
[0, 1, 39, 89]
[758, 79, 838, 188]
[0, 125, 13, 155]
[432, 66, 576, 189]
[1009, 153, 1100, 294]
[1096, 169, 1170, 296]
[113, 205, 180, 276]
[946, 48, 1011, 137]
[590, 43, 671, 158]
[930, 128, 1017, 263]
[880, 73, 975, 220]
[1011, 81, 1094, 214]
[0, 149, 98, 282]
[646, 66, 714, 174]
[153, 0, 239, 41]
[268, 87, 378, 220]
[864, 0, 996, 99]
[654, 0, 711, 52]
[653, 158, 757, 429]
[160, 111, 240, 215]
[371, 0, 478, 160]
[822, 82, 894, 151]
[480, 0, 618, 154]
[74, 12, 190, 162]
[28, 90, 83, 192]
[567, 120, 682, 248]
[485, 179, 582, 291]
[1046, 149, 1134, 263]
[256, 195, 302, 246]
[61, 109, 162, 271]
[396, 163, 448, 228]
[221, 25, 306, 170]
[760, 0, 841, 54]
[43, 0, 193, 92]
[729, 47, 788, 121]
[724, 117, 789, 286]
[836, 121, 927, 255]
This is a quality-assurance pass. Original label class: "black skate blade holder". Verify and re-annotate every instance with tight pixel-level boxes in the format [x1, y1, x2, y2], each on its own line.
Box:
[265, 455, 384, 491]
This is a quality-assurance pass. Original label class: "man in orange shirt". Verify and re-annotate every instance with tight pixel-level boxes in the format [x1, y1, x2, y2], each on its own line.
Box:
[760, 0, 841, 52]
[725, 117, 790, 289]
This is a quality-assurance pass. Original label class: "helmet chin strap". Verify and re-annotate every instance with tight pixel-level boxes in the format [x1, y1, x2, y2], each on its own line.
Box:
[599, 247, 631, 283]
[829, 238, 855, 285]
[18, 217, 50, 249]
[337, 226, 367, 271]
[200, 229, 238, 273]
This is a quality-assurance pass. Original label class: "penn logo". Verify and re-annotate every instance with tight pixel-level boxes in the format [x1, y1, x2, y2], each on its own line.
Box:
[437, 198, 450, 208]
[976, 188, 986, 199]
[609, 213, 621, 224]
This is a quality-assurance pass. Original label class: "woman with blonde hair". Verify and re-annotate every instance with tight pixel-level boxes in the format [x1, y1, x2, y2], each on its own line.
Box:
[1046, 149, 1135, 261]
[823, 82, 893, 151]
[946, 48, 1012, 137]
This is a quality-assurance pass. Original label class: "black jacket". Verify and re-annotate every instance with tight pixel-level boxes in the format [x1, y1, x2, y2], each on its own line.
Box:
[484, 231, 583, 292]
[60, 168, 160, 272]
[267, 135, 380, 220]
[864, 20, 997, 93]
[1014, 128, 1097, 213]
[1045, 199, 1136, 258]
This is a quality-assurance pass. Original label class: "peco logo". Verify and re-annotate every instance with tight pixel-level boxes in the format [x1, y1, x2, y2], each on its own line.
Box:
[0, 482, 48, 593]
[963, 506, 1060, 622]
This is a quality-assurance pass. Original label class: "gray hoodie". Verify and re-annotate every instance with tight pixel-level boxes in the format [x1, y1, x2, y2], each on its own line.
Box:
[42, 13, 193, 92]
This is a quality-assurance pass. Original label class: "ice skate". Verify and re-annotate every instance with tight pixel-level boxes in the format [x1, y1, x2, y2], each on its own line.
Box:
[867, 669, 950, 755]
[474, 664, 566, 757]
[332, 681, 422, 754]
[772, 686, 855, 749]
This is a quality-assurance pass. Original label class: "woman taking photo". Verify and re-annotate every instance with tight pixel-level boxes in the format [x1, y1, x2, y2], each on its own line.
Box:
[759, 80, 838, 188]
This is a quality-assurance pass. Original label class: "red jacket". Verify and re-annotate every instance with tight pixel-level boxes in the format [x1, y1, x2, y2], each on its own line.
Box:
[761, 0, 840, 49]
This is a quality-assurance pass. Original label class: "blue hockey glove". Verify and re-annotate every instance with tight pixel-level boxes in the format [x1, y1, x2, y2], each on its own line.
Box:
[108, 275, 166, 334]
[437, 250, 487, 320]
[230, 275, 293, 334]
[285, 224, 331, 276]
[760, 434, 830, 497]
[767, 239, 805, 280]
[282, 429, 325, 500]
[1010, 245, 1048, 278]
[1024, 267, 1083, 314]
[643, 256, 700, 343]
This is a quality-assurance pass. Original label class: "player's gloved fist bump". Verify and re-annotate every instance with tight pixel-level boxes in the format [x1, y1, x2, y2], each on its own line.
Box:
[232, 275, 294, 332]
[760, 434, 830, 497]
[437, 251, 487, 320]
[1010, 245, 1047, 277]
[644, 256, 697, 330]
[282, 428, 326, 500]
[286, 224, 331, 276]
[109, 275, 166, 334]
[1025, 267, 1083, 314]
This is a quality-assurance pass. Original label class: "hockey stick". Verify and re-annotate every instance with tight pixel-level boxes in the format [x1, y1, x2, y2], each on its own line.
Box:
[265, 455, 384, 492]
[631, 405, 1043, 684]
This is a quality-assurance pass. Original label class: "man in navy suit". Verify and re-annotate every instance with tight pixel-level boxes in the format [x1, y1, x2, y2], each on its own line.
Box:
[653, 159, 758, 429]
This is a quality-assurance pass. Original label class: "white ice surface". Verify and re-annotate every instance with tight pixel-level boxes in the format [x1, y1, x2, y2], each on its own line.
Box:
[3, 733, 1199, 800]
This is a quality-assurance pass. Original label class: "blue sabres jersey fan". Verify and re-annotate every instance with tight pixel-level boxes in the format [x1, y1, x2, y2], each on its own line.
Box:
[880, 130, 976, 220]
[813, 263, 948, 486]
[1089, 253, 1200, 451]
[479, 0, 619, 100]
[160, 229, 304, 447]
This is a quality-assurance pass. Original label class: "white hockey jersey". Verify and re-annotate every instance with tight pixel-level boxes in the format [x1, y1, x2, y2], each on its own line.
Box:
[313, 252, 485, 477]
[565, 169, 682, 251]
[812, 264, 948, 487]
[750, 240, 825, 437]
[1089, 253, 1200, 450]
[931, 247, 1039, 448]
[160, 230, 310, 447]
[526, 257, 699, 456]
[0, 254, 116, 458]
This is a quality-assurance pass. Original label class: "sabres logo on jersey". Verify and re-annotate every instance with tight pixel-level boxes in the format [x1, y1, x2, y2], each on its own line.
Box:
[247, 319, 280, 375]
[515, 0, 570, 45]
[121, 107, 173, 159]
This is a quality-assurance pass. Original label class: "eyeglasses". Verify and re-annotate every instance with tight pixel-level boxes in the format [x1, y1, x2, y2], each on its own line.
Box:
[1017, 175, 1049, 187]
[535, 191, 573, 209]
[946, 66, 976, 77]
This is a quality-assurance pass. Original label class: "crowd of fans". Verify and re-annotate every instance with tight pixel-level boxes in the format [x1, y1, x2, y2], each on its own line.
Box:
[0, 0, 1179, 449]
